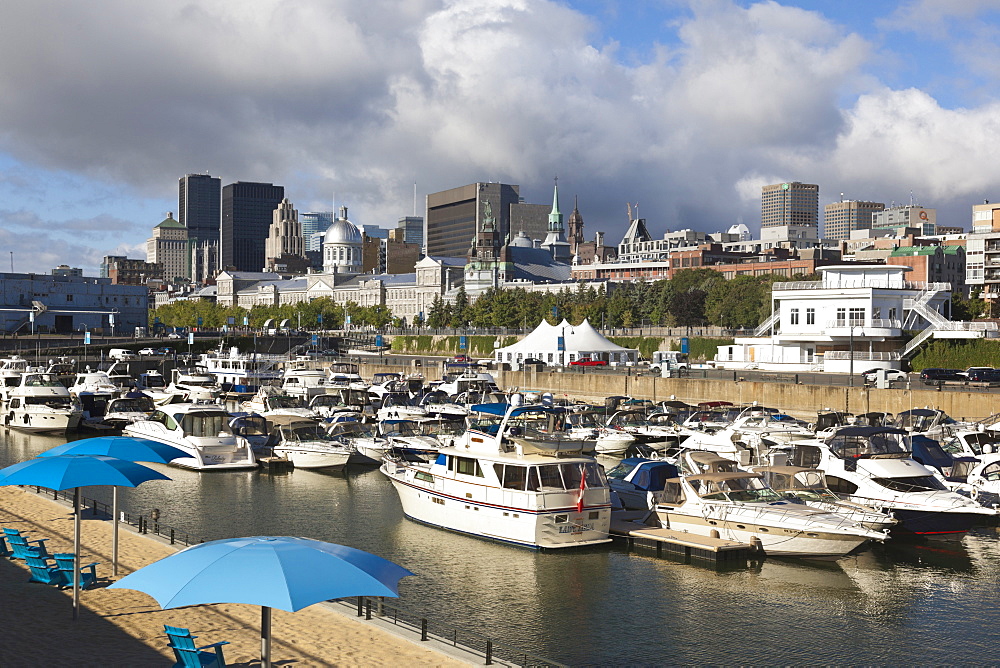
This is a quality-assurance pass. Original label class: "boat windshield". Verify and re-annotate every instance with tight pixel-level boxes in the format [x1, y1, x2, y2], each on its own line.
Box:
[268, 396, 302, 409]
[759, 470, 838, 502]
[610, 412, 648, 429]
[383, 392, 415, 408]
[382, 422, 421, 438]
[180, 412, 233, 437]
[942, 432, 1000, 456]
[871, 475, 947, 492]
[331, 422, 376, 439]
[285, 423, 332, 442]
[23, 375, 63, 388]
[500, 461, 605, 492]
[231, 417, 268, 436]
[419, 420, 464, 436]
[25, 396, 72, 408]
[142, 375, 167, 388]
[699, 477, 783, 503]
[110, 397, 154, 413]
[311, 395, 347, 408]
[828, 431, 907, 458]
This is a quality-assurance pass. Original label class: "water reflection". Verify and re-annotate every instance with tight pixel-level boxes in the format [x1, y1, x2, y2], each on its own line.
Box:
[2, 428, 1000, 664]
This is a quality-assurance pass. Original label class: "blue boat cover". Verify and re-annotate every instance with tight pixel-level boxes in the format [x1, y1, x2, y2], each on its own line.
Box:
[623, 459, 680, 491]
[907, 435, 954, 473]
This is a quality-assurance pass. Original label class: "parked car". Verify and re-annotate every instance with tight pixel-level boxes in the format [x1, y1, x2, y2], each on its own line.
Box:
[861, 368, 908, 384]
[137, 347, 157, 356]
[155, 347, 174, 356]
[958, 366, 995, 379]
[966, 368, 1000, 383]
[522, 358, 546, 367]
[166, 332, 183, 339]
[570, 358, 608, 367]
[452, 355, 470, 362]
[919, 368, 964, 385]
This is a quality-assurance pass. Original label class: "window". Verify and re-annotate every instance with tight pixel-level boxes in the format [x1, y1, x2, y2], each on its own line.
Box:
[836, 307, 845, 324]
[889, 307, 897, 321]
[849, 307, 864, 326]
[501, 465, 527, 490]
[806, 308, 815, 325]
[453, 456, 483, 477]
[790, 308, 799, 325]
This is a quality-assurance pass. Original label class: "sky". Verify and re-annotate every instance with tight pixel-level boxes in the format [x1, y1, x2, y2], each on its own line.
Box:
[2, 0, 1000, 275]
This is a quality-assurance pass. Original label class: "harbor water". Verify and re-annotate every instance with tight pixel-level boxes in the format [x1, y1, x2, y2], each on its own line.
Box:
[4, 428, 1000, 665]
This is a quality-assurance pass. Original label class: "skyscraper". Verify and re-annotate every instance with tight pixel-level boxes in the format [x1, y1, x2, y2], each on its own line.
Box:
[761, 182, 819, 229]
[425, 182, 521, 257]
[300, 211, 334, 251]
[221, 181, 285, 271]
[178, 174, 221, 244]
[823, 200, 885, 240]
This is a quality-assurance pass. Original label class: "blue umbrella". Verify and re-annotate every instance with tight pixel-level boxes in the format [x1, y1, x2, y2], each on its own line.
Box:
[0, 455, 170, 619]
[39, 436, 186, 576]
[110, 536, 413, 667]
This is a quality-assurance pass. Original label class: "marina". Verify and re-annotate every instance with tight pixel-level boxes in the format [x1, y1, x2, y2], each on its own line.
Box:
[2, 352, 1000, 664]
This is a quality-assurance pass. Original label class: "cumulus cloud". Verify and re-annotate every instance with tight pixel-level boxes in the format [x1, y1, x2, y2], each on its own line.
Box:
[0, 0, 998, 273]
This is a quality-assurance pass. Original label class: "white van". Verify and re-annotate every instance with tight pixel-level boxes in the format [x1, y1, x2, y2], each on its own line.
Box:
[108, 348, 137, 361]
[650, 350, 689, 372]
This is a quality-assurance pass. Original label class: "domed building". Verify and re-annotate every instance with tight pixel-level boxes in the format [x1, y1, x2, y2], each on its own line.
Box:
[322, 205, 362, 275]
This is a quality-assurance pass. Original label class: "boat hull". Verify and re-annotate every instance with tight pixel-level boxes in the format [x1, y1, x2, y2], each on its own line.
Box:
[890, 509, 988, 536]
[384, 471, 611, 549]
[272, 447, 350, 470]
[4, 410, 82, 434]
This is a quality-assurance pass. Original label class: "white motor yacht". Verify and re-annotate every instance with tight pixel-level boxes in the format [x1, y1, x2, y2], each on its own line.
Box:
[380, 403, 613, 549]
[200, 346, 284, 391]
[3, 372, 83, 433]
[267, 415, 352, 470]
[280, 366, 330, 402]
[124, 403, 257, 470]
[308, 392, 363, 420]
[651, 470, 887, 558]
[166, 367, 220, 403]
[328, 420, 388, 464]
[132, 371, 175, 406]
[241, 386, 318, 420]
[102, 394, 156, 431]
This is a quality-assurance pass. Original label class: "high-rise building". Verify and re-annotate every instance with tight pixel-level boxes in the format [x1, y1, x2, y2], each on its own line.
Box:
[178, 174, 221, 244]
[761, 182, 819, 229]
[873, 205, 936, 237]
[823, 200, 885, 240]
[301, 211, 334, 252]
[396, 216, 424, 246]
[221, 181, 285, 272]
[265, 198, 308, 273]
[425, 182, 521, 257]
[146, 213, 189, 282]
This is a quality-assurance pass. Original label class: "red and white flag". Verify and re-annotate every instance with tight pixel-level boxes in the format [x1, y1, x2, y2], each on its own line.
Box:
[576, 465, 586, 512]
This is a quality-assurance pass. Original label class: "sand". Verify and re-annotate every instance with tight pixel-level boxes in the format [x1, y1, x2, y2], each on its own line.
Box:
[0, 485, 467, 666]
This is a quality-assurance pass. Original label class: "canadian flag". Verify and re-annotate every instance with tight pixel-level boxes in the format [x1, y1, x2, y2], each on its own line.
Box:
[576, 465, 587, 512]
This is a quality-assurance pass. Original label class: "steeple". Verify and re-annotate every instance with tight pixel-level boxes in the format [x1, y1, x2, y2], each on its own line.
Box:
[568, 195, 584, 255]
[541, 177, 570, 261]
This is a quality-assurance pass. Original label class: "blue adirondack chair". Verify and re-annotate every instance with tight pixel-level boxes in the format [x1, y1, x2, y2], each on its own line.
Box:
[0, 534, 12, 558]
[25, 553, 67, 587]
[53, 553, 99, 590]
[164, 625, 229, 668]
[6, 532, 50, 560]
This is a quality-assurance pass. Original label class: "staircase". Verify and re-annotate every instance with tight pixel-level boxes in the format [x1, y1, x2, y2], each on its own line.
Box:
[753, 311, 779, 337]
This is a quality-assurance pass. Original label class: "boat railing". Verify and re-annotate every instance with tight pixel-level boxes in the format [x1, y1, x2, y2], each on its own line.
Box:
[26, 485, 562, 668]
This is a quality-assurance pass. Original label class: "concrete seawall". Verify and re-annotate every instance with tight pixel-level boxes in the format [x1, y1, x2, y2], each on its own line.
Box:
[357, 360, 998, 422]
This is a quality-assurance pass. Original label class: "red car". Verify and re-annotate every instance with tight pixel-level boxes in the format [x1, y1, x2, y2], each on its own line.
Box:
[452, 354, 470, 362]
[570, 358, 607, 367]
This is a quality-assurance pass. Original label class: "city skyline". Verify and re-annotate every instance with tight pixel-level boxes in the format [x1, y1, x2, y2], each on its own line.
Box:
[2, 1, 1000, 274]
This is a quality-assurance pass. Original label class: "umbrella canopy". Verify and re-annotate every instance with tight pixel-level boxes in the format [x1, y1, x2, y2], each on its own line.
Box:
[110, 536, 412, 611]
[110, 536, 413, 667]
[0, 454, 170, 490]
[38, 436, 187, 464]
[0, 454, 171, 619]
[37, 437, 185, 577]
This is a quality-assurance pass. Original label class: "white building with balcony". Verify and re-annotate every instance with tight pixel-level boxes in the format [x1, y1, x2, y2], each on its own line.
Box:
[716, 265, 997, 373]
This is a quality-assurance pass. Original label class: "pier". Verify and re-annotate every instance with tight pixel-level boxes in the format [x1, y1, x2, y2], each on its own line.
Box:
[610, 512, 757, 566]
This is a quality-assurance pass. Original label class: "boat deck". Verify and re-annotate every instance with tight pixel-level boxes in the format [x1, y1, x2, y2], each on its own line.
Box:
[610, 513, 757, 567]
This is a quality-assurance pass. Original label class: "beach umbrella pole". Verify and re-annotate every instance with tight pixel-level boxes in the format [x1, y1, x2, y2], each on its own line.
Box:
[262, 606, 272, 668]
[112, 488, 119, 576]
[73, 487, 81, 620]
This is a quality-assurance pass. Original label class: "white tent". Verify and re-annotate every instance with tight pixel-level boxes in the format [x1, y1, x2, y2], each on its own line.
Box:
[495, 319, 639, 367]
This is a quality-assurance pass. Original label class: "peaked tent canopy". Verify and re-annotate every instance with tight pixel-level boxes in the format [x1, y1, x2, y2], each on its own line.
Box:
[495, 319, 638, 366]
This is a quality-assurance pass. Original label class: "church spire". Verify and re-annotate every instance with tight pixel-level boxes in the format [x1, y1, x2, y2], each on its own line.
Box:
[548, 177, 563, 232]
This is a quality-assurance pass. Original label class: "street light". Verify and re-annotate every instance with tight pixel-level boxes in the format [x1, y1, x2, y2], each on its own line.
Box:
[848, 324, 863, 387]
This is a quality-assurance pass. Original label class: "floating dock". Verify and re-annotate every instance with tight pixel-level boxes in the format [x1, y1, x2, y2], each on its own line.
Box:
[610, 514, 757, 566]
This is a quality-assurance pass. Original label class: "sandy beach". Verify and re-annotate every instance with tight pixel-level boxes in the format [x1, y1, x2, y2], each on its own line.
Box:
[0, 485, 467, 666]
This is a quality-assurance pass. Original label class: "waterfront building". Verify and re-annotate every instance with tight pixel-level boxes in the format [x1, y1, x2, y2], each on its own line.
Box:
[178, 173, 221, 245]
[823, 199, 885, 240]
[761, 182, 819, 229]
[0, 272, 147, 334]
[264, 198, 308, 273]
[106, 258, 164, 286]
[221, 181, 285, 272]
[146, 213, 189, 282]
[715, 265, 996, 374]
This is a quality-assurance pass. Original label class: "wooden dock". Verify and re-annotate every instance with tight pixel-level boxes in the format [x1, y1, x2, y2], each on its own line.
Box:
[610, 515, 757, 566]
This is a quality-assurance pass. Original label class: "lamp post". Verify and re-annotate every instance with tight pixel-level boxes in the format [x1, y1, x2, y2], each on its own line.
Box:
[848, 324, 863, 388]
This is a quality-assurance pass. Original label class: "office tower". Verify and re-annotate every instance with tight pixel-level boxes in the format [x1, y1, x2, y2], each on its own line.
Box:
[396, 216, 424, 246]
[221, 181, 285, 271]
[146, 213, 189, 281]
[761, 182, 819, 228]
[873, 205, 937, 236]
[265, 198, 307, 272]
[425, 182, 521, 257]
[301, 211, 334, 251]
[178, 174, 221, 244]
[823, 200, 885, 240]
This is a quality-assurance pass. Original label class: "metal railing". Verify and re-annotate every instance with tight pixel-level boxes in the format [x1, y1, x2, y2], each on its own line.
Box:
[823, 351, 901, 361]
[824, 319, 901, 329]
[773, 280, 951, 291]
[23, 485, 561, 667]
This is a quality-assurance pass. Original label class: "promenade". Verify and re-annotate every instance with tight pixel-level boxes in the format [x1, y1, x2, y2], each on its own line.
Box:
[0, 485, 465, 666]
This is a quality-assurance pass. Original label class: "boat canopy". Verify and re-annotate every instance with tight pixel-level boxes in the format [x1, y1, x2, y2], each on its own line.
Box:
[470, 403, 564, 417]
